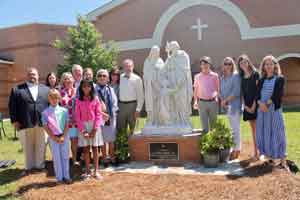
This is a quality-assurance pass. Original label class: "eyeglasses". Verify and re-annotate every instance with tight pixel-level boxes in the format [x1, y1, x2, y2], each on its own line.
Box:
[200, 61, 209, 65]
[224, 62, 233, 66]
[112, 73, 119, 76]
[97, 74, 107, 78]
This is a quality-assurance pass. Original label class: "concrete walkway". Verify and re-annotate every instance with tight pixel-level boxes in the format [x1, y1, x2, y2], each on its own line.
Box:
[102, 160, 244, 176]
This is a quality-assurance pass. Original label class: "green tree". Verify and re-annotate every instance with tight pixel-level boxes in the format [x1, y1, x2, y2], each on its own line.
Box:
[53, 16, 118, 76]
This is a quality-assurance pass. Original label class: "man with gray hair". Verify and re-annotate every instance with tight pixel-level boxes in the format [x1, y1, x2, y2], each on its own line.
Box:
[9, 67, 49, 173]
[72, 64, 83, 89]
[118, 59, 144, 134]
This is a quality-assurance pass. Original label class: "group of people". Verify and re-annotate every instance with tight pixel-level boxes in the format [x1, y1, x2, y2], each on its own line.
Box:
[8, 53, 288, 184]
[193, 54, 287, 170]
[9, 59, 144, 183]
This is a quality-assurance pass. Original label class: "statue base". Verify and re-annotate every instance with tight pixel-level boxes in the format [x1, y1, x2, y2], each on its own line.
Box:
[128, 131, 202, 164]
[142, 125, 193, 136]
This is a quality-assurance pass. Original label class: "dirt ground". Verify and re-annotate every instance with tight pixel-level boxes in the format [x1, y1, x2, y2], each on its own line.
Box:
[10, 142, 300, 200]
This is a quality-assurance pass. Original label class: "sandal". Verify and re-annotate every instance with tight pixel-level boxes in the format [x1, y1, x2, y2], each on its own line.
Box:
[277, 161, 291, 173]
[234, 151, 240, 160]
[249, 156, 259, 162]
[81, 173, 91, 181]
[94, 172, 103, 180]
[229, 151, 236, 161]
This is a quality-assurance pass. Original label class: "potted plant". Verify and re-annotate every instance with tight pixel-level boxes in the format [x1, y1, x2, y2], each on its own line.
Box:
[213, 119, 234, 162]
[199, 131, 220, 168]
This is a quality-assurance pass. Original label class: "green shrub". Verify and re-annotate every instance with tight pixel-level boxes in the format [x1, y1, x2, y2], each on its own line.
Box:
[212, 119, 234, 150]
[114, 128, 129, 161]
[199, 131, 219, 155]
[199, 118, 234, 154]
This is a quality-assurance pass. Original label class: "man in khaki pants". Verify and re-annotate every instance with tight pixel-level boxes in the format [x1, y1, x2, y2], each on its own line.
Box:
[9, 67, 49, 173]
[117, 59, 144, 134]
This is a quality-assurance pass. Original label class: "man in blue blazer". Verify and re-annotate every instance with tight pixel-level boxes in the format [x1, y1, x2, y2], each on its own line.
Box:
[9, 67, 49, 173]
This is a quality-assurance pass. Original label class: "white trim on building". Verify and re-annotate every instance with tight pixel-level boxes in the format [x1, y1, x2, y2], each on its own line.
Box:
[277, 53, 300, 61]
[0, 59, 14, 65]
[87, 0, 128, 21]
[88, 0, 300, 51]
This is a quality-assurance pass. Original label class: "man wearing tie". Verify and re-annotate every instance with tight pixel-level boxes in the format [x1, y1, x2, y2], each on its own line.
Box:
[9, 67, 49, 173]
[117, 59, 144, 134]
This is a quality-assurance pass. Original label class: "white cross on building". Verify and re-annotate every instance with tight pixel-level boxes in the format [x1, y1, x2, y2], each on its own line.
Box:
[190, 18, 208, 41]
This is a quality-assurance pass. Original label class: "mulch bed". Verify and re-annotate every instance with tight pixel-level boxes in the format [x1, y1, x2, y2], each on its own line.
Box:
[10, 142, 300, 200]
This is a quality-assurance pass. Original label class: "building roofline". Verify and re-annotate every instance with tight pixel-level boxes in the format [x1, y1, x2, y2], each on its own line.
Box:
[86, 0, 128, 21]
[0, 22, 72, 30]
[0, 59, 14, 65]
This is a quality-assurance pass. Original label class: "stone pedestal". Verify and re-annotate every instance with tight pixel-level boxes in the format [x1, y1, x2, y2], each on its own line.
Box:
[142, 125, 193, 135]
[128, 133, 201, 164]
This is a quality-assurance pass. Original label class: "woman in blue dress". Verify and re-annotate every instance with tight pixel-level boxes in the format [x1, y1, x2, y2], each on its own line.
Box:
[256, 55, 288, 170]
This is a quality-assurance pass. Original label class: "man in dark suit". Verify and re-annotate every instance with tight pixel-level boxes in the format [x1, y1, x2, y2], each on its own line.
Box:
[9, 67, 49, 172]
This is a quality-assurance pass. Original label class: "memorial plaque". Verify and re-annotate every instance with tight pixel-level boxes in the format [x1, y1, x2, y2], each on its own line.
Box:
[149, 143, 179, 160]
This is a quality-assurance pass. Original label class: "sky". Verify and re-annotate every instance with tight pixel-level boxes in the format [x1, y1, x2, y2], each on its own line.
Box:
[0, 0, 112, 28]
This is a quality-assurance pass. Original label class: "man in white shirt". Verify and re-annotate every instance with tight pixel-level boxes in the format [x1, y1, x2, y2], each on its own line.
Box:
[72, 64, 83, 89]
[9, 67, 49, 173]
[117, 59, 144, 134]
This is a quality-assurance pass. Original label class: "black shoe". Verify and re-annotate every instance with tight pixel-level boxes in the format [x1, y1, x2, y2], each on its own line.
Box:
[111, 157, 119, 167]
[111, 161, 119, 167]
[63, 178, 73, 184]
[103, 161, 109, 168]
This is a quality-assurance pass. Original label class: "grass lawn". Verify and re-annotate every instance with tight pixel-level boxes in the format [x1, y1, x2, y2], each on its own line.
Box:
[0, 107, 299, 199]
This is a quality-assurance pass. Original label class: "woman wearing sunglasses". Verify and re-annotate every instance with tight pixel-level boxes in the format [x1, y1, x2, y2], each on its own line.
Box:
[220, 57, 242, 160]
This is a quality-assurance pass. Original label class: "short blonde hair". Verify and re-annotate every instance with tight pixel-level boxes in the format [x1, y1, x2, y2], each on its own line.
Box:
[48, 89, 61, 100]
[60, 72, 74, 86]
[222, 57, 238, 74]
[260, 55, 282, 78]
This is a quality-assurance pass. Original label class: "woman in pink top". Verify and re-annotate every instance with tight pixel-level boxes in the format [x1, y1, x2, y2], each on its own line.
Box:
[60, 72, 78, 165]
[75, 79, 108, 180]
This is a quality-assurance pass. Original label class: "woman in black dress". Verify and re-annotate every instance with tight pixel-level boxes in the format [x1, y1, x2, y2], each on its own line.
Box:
[237, 54, 260, 160]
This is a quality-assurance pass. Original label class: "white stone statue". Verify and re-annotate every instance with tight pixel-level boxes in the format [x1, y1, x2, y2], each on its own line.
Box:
[163, 41, 193, 129]
[142, 42, 193, 135]
[143, 46, 166, 126]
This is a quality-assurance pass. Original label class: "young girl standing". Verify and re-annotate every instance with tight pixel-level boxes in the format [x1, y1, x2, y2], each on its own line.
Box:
[75, 79, 107, 180]
[42, 89, 71, 184]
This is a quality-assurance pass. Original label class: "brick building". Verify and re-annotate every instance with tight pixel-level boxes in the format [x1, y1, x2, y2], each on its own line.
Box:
[0, 0, 300, 115]
[0, 24, 69, 115]
[87, 0, 300, 105]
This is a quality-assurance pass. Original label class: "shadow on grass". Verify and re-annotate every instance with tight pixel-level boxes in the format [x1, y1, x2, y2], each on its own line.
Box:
[0, 192, 18, 200]
[283, 106, 300, 113]
[14, 181, 57, 197]
[226, 160, 274, 180]
[7, 137, 19, 142]
[0, 168, 23, 185]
